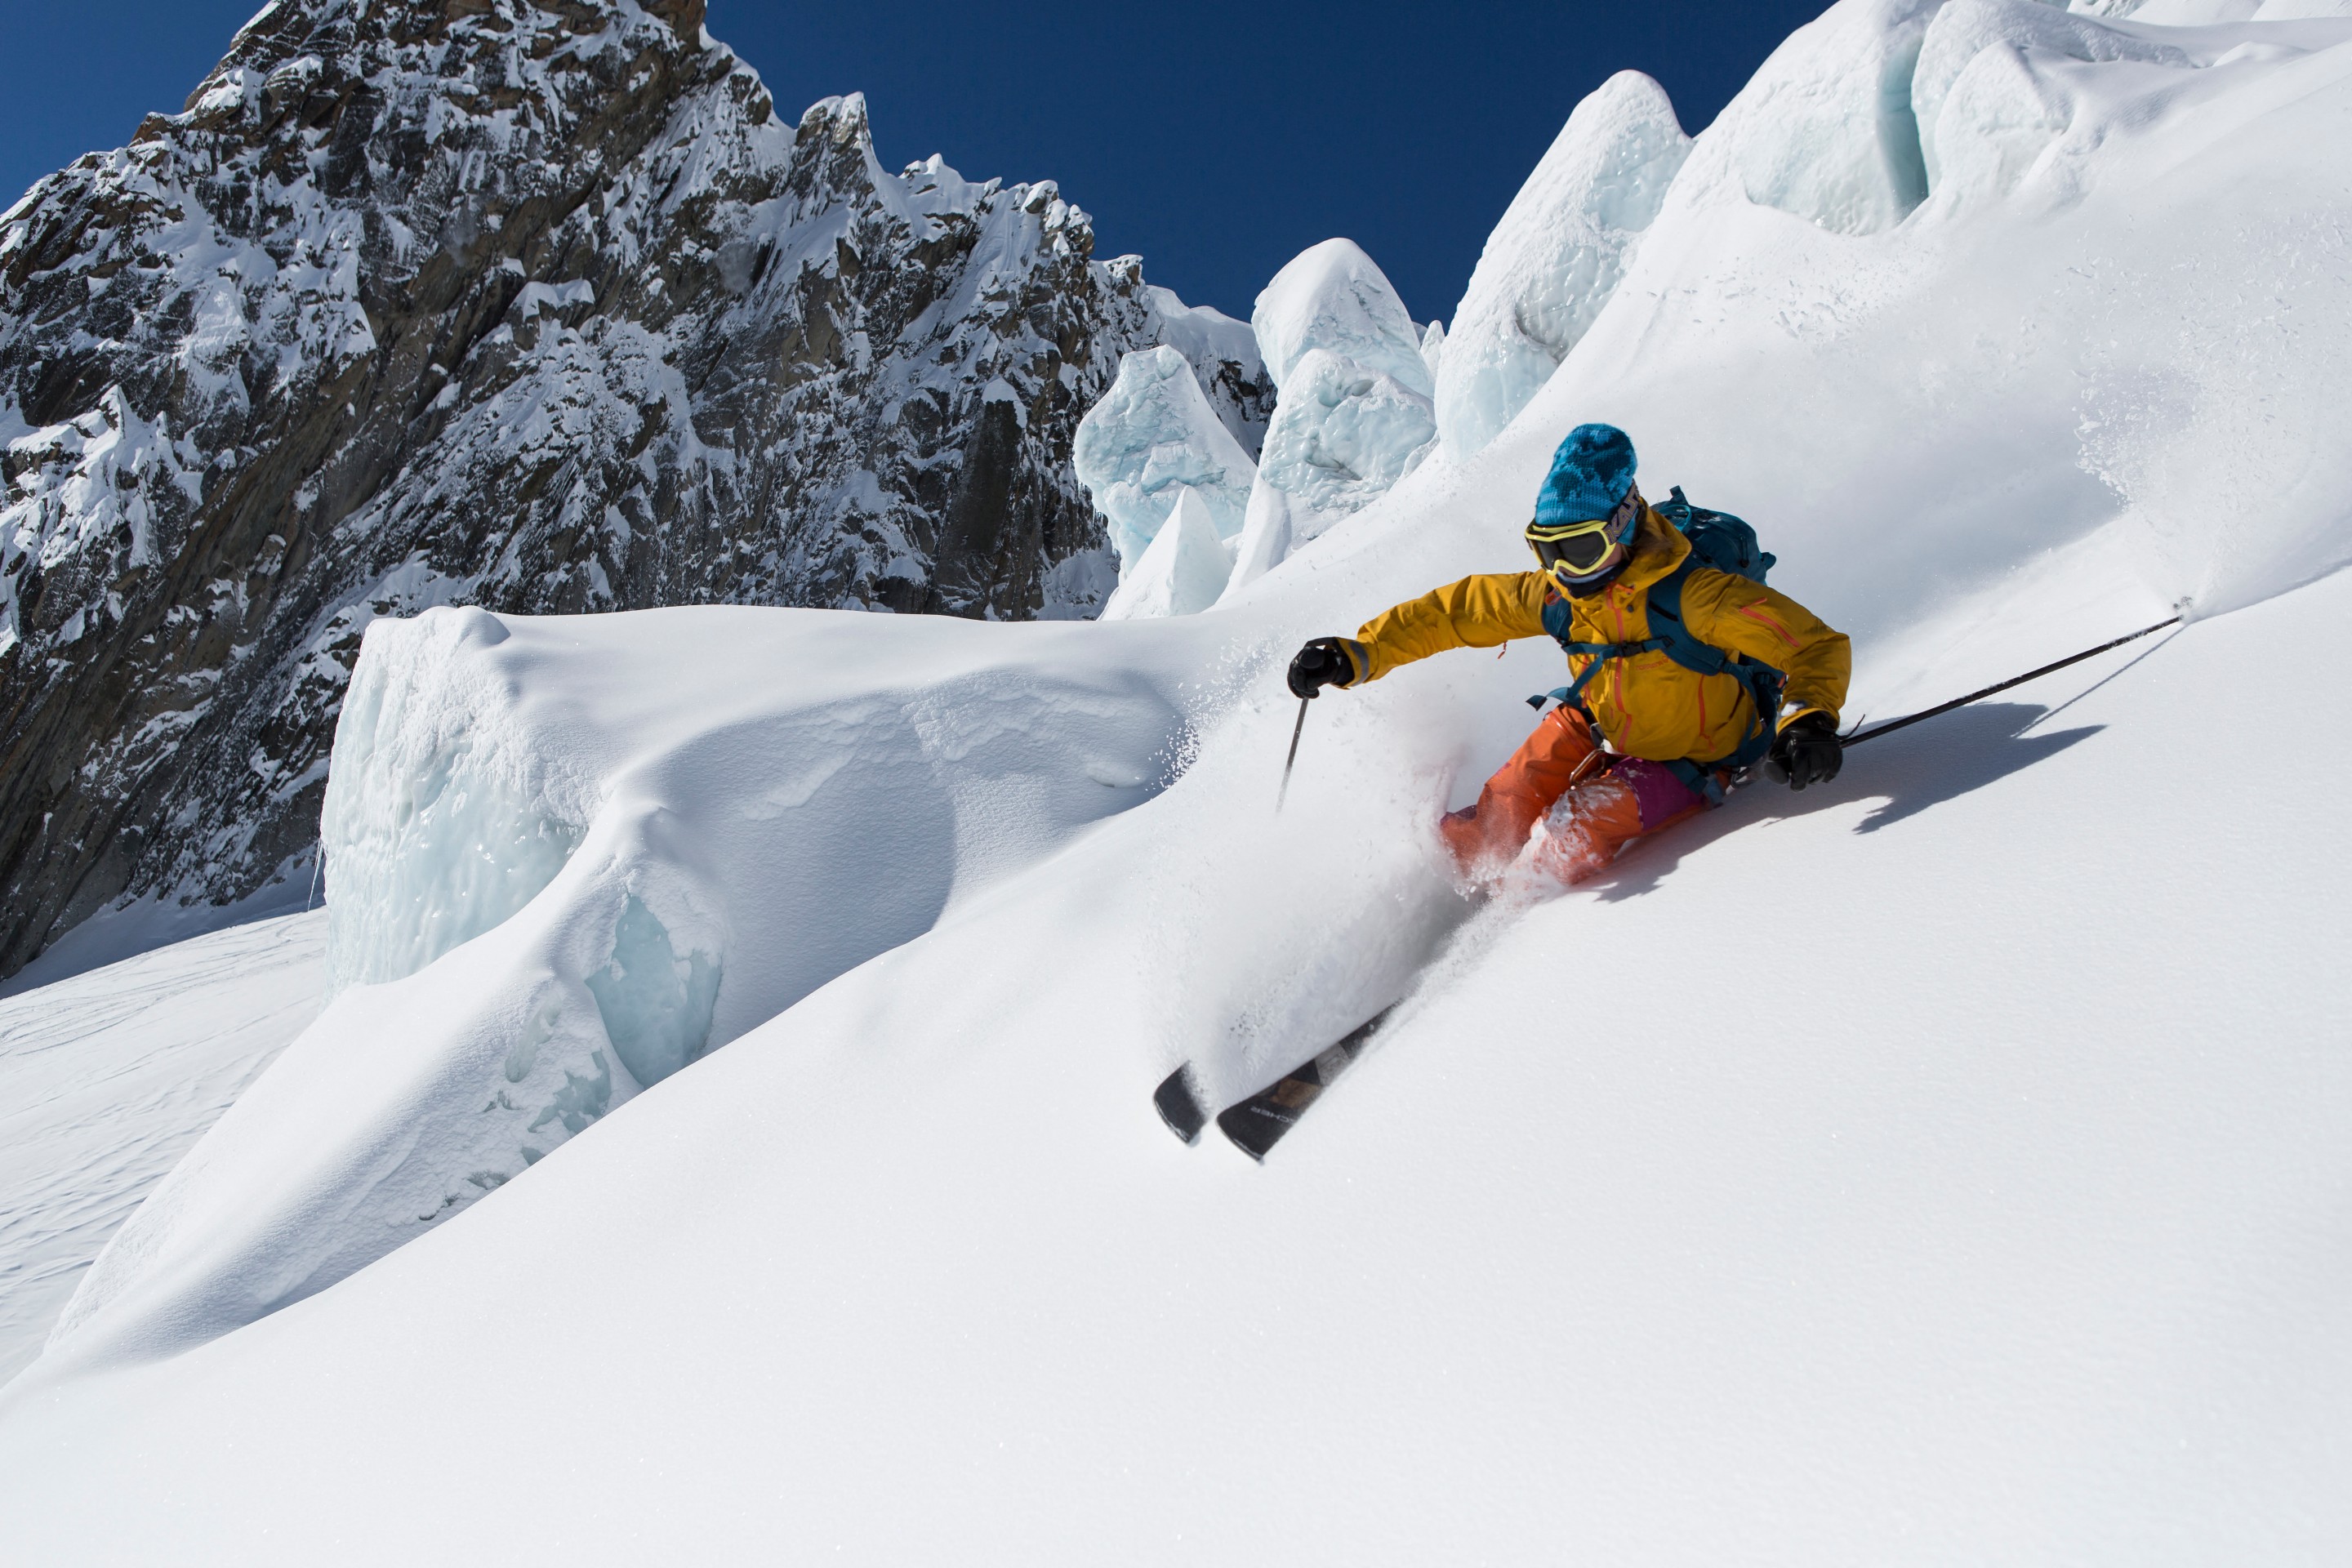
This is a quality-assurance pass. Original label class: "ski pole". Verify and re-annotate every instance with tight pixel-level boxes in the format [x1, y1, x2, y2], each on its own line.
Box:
[1275, 696, 1311, 812]
[1841, 616, 2181, 749]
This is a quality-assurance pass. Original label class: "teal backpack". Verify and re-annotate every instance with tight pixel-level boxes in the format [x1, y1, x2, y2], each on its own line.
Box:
[1534, 486, 1787, 790]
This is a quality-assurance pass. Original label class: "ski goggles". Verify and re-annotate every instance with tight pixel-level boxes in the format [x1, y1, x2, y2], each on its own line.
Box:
[1526, 488, 1640, 586]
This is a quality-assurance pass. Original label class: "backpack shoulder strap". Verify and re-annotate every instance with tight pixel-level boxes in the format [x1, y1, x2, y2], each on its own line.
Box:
[1641, 558, 1729, 678]
[1643, 560, 1786, 772]
[1536, 584, 1667, 706]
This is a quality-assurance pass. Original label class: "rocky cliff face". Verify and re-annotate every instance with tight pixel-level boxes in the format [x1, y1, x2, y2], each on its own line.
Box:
[0, 0, 1267, 977]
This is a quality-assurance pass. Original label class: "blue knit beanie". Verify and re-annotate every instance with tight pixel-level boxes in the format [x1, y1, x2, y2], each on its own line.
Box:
[1533, 424, 1637, 528]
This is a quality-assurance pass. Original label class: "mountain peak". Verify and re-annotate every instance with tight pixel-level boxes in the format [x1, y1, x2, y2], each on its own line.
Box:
[0, 0, 1268, 978]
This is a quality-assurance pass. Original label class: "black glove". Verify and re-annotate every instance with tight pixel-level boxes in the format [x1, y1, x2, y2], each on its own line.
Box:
[1287, 636, 1360, 699]
[1766, 711, 1843, 790]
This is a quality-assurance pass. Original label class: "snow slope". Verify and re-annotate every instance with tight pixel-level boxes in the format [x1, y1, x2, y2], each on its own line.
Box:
[4, 582, 2345, 1563]
[3, 0, 2350, 1559]
[0, 911, 325, 1383]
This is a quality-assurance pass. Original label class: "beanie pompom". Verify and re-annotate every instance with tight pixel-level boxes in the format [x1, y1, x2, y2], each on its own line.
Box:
[1534, 424, 1637, 527]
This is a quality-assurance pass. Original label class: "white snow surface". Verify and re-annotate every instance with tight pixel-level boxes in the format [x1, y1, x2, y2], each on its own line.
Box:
[1434, 71, 1692, 458]
[0, 912, 325, 1384]
[5, 0, 2352, 1559]
[1248, 237, 1433, 397]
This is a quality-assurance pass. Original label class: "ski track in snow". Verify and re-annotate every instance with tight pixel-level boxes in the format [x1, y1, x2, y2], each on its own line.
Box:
[0, 911, 326, 1383]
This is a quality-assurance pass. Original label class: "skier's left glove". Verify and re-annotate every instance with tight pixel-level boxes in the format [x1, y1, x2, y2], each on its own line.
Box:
[1287, 637, 1364, 699]
[1766, 711, 1843, 791]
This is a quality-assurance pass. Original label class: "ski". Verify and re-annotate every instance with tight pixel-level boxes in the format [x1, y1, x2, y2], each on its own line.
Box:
[1155, 1006, 1394, 1160]
[1218, 1008, 1390, 1160]
[1152, 1063, 1209, 1145]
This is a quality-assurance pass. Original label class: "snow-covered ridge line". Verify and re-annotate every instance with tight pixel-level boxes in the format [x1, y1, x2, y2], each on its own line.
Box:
[0, 0, 1269, 982]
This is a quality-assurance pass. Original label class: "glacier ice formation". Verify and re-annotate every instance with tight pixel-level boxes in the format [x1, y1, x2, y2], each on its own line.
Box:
[1098, 488, 1234, 620]
[1667, 0, 1947, 236]
[586, 896, 723, 1090]
[29, 597, 1214, 1376]
[1223, 239, 1437, 596]
[1071, 346, 1258, 575]
[321, 608, 591, 991]
[1434, 72, 1691, 460]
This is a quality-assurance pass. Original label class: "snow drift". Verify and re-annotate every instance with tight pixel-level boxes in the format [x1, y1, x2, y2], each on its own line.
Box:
[33, 604, 1222, 1374]
[5, 0, 2352, 1559]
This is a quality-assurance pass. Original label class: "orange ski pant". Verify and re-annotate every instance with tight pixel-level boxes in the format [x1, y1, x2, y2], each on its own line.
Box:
[1437, 706, 1712, 883]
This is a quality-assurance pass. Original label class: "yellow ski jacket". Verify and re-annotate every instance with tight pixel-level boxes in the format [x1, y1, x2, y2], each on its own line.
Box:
[1343, 507, 1851, 767]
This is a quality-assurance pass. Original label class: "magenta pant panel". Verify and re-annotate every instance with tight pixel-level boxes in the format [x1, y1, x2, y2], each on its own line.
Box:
[1610, 756, 1707, 831]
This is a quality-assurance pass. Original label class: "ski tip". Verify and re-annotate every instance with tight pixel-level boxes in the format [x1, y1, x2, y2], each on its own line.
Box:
[1216, 1100, 1293, 1163]
[1153, 1064, 1208, 1146]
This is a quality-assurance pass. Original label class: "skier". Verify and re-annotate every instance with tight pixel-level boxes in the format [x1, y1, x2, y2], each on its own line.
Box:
[1284, 424, 1851, 885]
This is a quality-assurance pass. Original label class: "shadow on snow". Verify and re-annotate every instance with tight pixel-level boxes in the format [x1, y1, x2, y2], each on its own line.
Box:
[1579, 702, 2103, 902]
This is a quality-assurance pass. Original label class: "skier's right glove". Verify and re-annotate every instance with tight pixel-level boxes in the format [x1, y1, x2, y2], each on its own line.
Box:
[1287, 637, 1364, 699]
[1766, 710, 1844, 791]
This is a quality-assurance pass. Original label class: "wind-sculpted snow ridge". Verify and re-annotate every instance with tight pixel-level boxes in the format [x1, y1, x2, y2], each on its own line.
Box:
[0, 0, 1269, 982]
[1914, 0, 2195, 200]
[29, 599, 1223, 1378]
[1222, 239, 1437, 597]
[1435, 73, 1691, 460]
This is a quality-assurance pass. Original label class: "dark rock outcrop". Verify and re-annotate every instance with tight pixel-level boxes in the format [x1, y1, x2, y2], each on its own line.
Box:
[0, 0, 1268, 976]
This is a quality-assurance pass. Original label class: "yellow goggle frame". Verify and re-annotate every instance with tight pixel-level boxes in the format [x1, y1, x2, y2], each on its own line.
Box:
[1525, 488, 1641, 585]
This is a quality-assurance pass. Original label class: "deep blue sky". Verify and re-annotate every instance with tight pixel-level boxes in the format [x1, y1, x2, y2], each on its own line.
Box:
[0, 0, 1825, 322]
